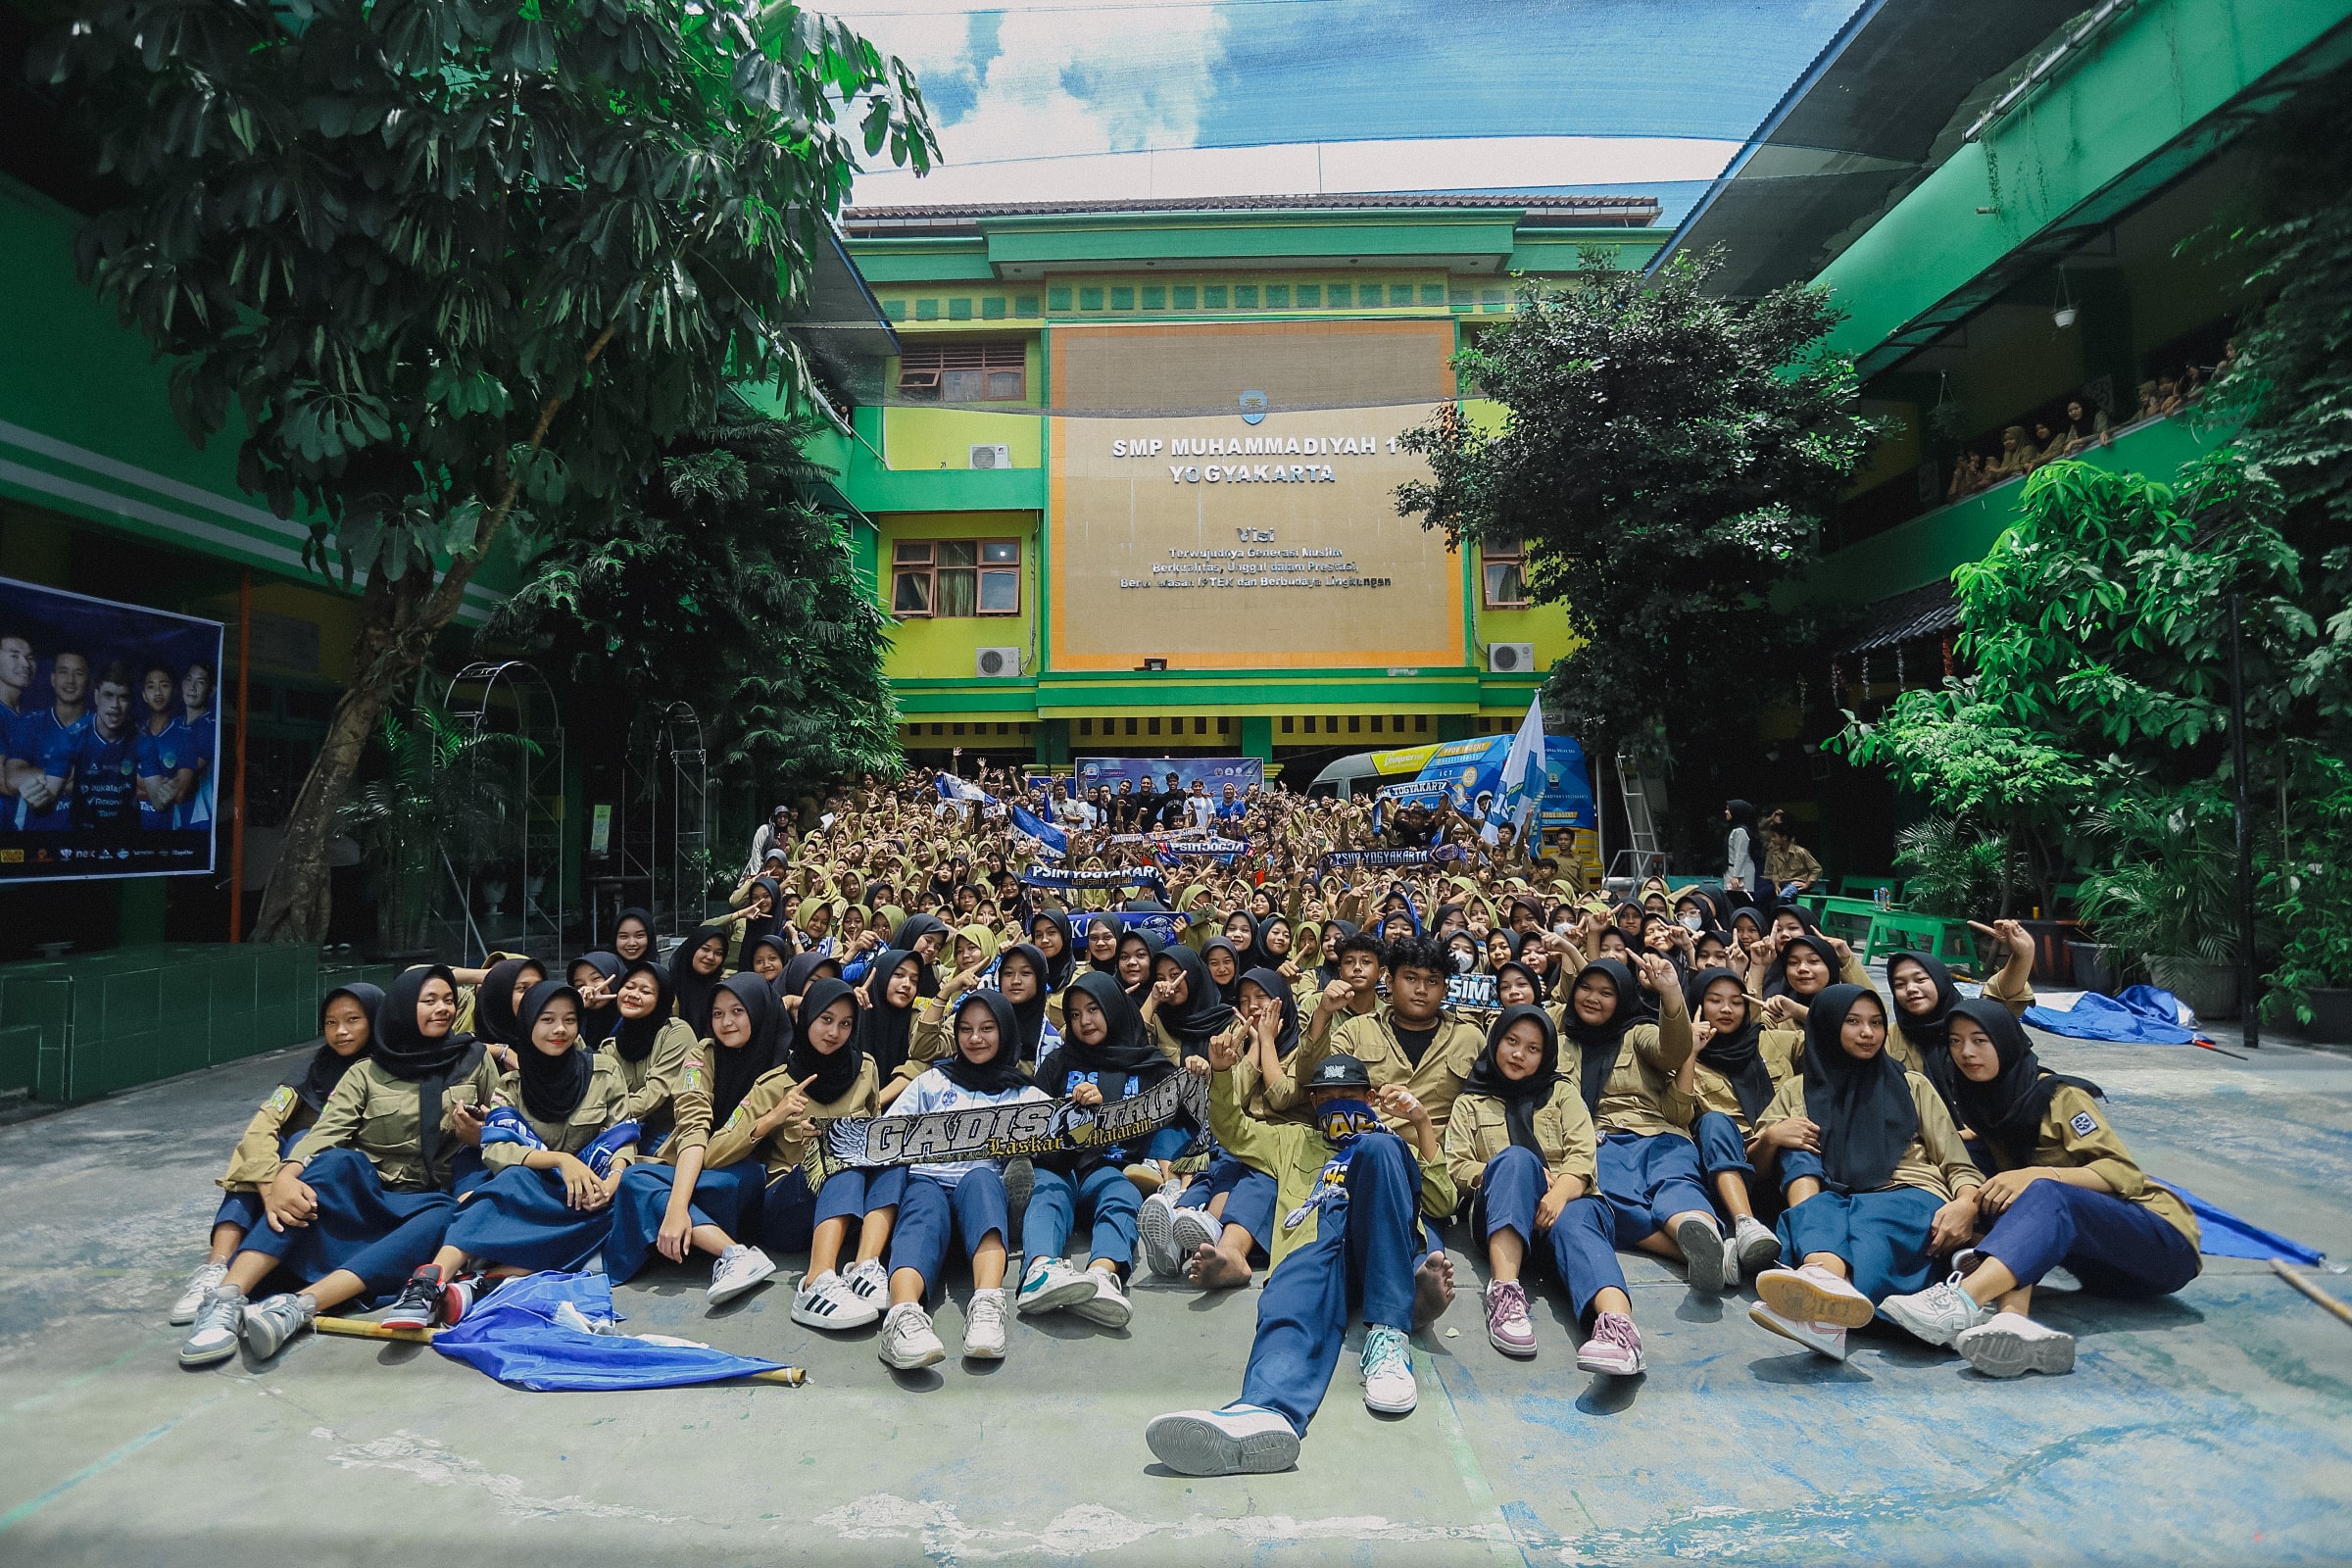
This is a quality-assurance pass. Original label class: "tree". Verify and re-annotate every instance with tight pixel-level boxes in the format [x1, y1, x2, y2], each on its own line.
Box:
[1394, 248, 1877, 832]
[39, 0, 936, 941]
[487, 404, 900, 812]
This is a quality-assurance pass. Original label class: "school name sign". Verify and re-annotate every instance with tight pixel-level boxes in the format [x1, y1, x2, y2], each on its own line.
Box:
[1107, 432, 1405, 486]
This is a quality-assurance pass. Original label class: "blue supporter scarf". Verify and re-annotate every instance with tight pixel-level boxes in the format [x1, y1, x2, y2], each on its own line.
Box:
[1282, 1098, 1388, 1230]
[480, 1109, 640, 1179]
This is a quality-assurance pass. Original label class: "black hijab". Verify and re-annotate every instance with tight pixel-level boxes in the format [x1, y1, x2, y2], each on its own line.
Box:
[1254, 913, 1294, 967]
[1028, 909, 1077, 991]
[893, 914, 950, 997]
[283, 982, 385, 1111]
[1059, 971, 1168, 1074]
[855, 949, 922, 1078]
[612, 906, 657, 960]
[1801, 984, 1917, 1194]
[1317, 919, 1360, 986]
[609, 958, 672, 1065]
[569, 952, 625, 1042]
[1116, 927, 1163, 1004]
[514, 980, 594, 1124]
[1495, 957, 1547, 1005]
[1462, 1004, 1559, 1155]
[742, 933, 794, 979]
[936, 991, 1031, 1095]
[669, 925, 730, 1039]
[1152, 942, 1237, 1061]
[1559, 959, 1642, 1115]
[1943, 997, 2102, 1162]
[1219, 909, 1262, 971]
[1886, 951, 1963, 1053]
[708, 971, 785, 1128]
[1762, 930, 1838, 1002]
[744, 876, 787, 942]
[778, 951, 841, 1002]
[995, 944, 1055, 1063]
[789, 976, 864, 1105]
[372, 965, 484, 1185]
[1688, 964, 1774, 1124]
[1238, 966, 1300, 1058]
[475, 957, 543, 1051]
[1200, 937, 1247, 1006]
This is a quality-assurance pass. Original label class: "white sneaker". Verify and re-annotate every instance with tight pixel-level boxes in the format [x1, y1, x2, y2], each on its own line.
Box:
[844, 1257, 889, 1303]
[1733, 1215, 1782, 1281]
[878, 1300, 946, 1369]
[171, 1261, 229, 1325]
[1137, 1189, 1184, 1278]
[1955, 1312, 2077, 1378]
[177, 1286, 246, 1367]
[1146, 1404, 1300, 1476]
[1170, 1205, 1220, 1260]
[1014, 1256, 1098, 1316]
[792, 1270, 880, 1331]
[1755, 1264, 1876, 1329]
[963, 1287, 1010, 1359]
[1748, 1299, 1848, 1360]
[1675, 1214, 1731, 1295]
[240, 1292, 316, 1362]
[707, 1245, 776, 1307]
[1358, 1325, 1418, 1414]
[1068, 1268, 1133, 1328]
[1880, 1277, 1996, 1348]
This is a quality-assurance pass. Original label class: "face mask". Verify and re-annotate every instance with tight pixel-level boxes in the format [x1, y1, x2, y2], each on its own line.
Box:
[1553, 921, 1574, 936]
[1314, 1098, 1383, 1143]
[1682, 913, 1704, 931]
[1451, 949, 1477, 973]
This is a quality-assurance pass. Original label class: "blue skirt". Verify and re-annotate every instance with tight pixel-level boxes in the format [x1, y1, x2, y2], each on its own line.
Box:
[233, 1147, 458, 1300]
[602, 1160, 770, 1284]
[445, 1164, 617, 1274]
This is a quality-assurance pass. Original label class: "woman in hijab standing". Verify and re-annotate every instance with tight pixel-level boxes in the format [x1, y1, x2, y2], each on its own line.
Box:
[179, 966, 500, 1367]
[1723, 800, 1762, 903]
[171, 983, 382, 1325]
[1876, 999, 2192, 1377]
[1746, 985, 1984, 1360]
[1445, 1005, 1643, 1373]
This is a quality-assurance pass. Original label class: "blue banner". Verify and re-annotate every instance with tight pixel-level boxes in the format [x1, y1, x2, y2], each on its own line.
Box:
[1076, 756, 1263, 797]
[1067, 909, 1192, 945]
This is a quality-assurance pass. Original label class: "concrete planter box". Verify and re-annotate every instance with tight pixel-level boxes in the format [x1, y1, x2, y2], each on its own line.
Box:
[2149, 956, 2237, 1021]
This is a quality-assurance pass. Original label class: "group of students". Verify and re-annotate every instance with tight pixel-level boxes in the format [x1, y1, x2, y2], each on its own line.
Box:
[167, 777, 2202, 1478]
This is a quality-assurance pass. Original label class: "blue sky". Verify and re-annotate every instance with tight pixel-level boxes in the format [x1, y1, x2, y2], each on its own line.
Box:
[827, 0, 1865, 215]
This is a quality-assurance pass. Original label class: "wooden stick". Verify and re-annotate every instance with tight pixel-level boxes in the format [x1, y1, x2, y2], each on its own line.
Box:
[313, 1315, 808, 1383]
[2271, 1258, 2352, 1328]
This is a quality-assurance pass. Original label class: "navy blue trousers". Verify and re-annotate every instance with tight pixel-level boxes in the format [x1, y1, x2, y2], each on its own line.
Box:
[1177, 1155, 1278, 1251]
[234, 1148, 457, 1298]
[1026, 1159, 1140, 1271]
[1236, 1134, 1420, 1437]
[444, 1164, 615, 1274]
[1691, 1110, 1756, 1181]
[814, 1164, 909, 1227]
[213, 1131, 307, 1233]
[890, 1167, 1011, 1290]
[602, 1159, 770, 1283]
[1977, 1179, 2200, 1296]
[1596, 1130, 1715, 1249]
[1472, 1144, 1628, 1321]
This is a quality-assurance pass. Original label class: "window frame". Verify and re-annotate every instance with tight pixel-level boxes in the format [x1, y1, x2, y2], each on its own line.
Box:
[889, 537, 1022, 618]
[896, 340, 1028, 404]
[1481, 537, 1530, 610]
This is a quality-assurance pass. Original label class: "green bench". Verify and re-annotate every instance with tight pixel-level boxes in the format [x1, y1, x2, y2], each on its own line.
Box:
[1862, 910, 1982, 972]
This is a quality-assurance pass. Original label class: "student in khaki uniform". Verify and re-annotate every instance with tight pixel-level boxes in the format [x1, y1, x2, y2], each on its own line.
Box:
[1886, 919, 2036, 1099]
[1746, 985, 1985, 1361]
[781, 977, 902, 1332]
[993, 945, 1063, 1067]
[603, 973, 790, 1308]
[1758, 927, 1882, 1043]
[1878, 999, 2197, 1377]
[597, 958, 697, 1153]
[1561, 955, 1739, 1295]
[177, 965, 500, 1367]
[1025, 909, 1078, 1002]
[1139, 943, 1234, 1065]
[860, 951, 928, 1106]
[668, 924, 733, 1039]
[404, 981, 640, 1325]
[1446, 1004, 1644, 1374]
[171, 983, 383, 1325]
[1145, 966, 1298, 1289]
[1681, 966, 1801, 1280]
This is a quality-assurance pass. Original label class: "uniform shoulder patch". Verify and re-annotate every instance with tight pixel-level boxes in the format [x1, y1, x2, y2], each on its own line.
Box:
[2069, 1109, 2099, 1137]
[266, 1085, 296, 1112]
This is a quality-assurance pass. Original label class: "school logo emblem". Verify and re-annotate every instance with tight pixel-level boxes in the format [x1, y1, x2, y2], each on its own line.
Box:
[1239, 390, 1268, 425]
[2070, 1110, 2099, 1137]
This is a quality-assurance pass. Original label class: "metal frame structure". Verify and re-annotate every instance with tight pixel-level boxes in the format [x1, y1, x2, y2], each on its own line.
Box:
[619, 702, 710, 940]
[440, 662, 566, 965]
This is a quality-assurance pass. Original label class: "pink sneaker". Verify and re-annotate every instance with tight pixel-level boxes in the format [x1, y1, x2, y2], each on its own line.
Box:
[1576, 1311, 1646, 1376]
[1486, 1279, 1537, 1357]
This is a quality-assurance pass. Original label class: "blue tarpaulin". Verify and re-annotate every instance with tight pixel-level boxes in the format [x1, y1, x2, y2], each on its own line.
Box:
[431, 1271, 791, 1392]
[2026, 987, 2197, 1045]
[2155, 1182, 2328, 1265]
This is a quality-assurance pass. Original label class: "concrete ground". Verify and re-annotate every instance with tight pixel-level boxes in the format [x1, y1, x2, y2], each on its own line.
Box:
[2, 1024, 2349, 1567]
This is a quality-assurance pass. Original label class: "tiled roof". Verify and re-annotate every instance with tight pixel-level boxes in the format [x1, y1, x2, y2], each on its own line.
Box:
[1839, 580, 1959, 656]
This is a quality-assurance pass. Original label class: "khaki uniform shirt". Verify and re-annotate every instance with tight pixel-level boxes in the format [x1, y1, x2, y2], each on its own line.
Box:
[481, 1055, 637, 1172]
[1562, 1009, 1697, 1141]
[1690, 1026, 1807, 1137]
[2000, 1085, 2199, 1249]
[1278, 1007, 1485, 1135]
[1755, 1071, 1986, 1201]
[287, 1053, 502, 1192]
[596, 1019, 699, 1146]
[1208, 1067, 1455, 1267]
[1443, 1079, 1599, 1203]
[218, 1083, 325, 1191]
[703, 1057, 882, 1186]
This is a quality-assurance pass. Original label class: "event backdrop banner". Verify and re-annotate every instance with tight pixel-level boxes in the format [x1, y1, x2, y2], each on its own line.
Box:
[1048, 321, 1467, 672]
[1076, 756, 1263, 796]
[0, 575, 223, 881]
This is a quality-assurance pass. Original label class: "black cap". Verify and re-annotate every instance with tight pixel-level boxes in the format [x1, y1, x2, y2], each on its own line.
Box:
[1307, 1054, 1372, 1092]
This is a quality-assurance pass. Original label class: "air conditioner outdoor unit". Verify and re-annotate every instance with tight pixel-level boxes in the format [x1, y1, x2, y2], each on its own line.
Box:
[1488, 642, 1536, 674]
[976, 646, 1022, 678]
[969, 444, 1011, 469]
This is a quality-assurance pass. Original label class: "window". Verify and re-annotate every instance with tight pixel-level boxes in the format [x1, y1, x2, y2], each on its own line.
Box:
[897, 342, 1026, 403]
[1483, 537, 1529, 608]
[891, 539, 1021, 616]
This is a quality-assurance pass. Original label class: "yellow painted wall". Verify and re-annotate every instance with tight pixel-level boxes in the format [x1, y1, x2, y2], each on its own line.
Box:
[1472, 594, 1578, 667]
[874, 510, 1041, 681]
[880, 407, 1044, 470]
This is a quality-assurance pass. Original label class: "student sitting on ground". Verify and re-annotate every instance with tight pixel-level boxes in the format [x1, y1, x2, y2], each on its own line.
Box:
[1446, 1004, 1645, 1373]
[1145, 1050, 1453, 1477]
[1682, 965, 1800, 1282]
[779, 977, 900, 1331]
[1141, 966, 1298, 1290]
[1876, 999, 2198, 1377]
[1746, 985, 1984, 1360]
[171, 983, 382, 1326]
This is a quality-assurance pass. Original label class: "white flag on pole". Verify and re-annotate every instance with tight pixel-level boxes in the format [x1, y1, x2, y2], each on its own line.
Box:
[1483, 695, 1545, 845]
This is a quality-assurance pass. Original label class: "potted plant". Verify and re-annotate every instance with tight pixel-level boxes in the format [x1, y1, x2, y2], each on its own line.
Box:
[2078, 800, 2240, 1018]
[2265, 764, 2352, 1040]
